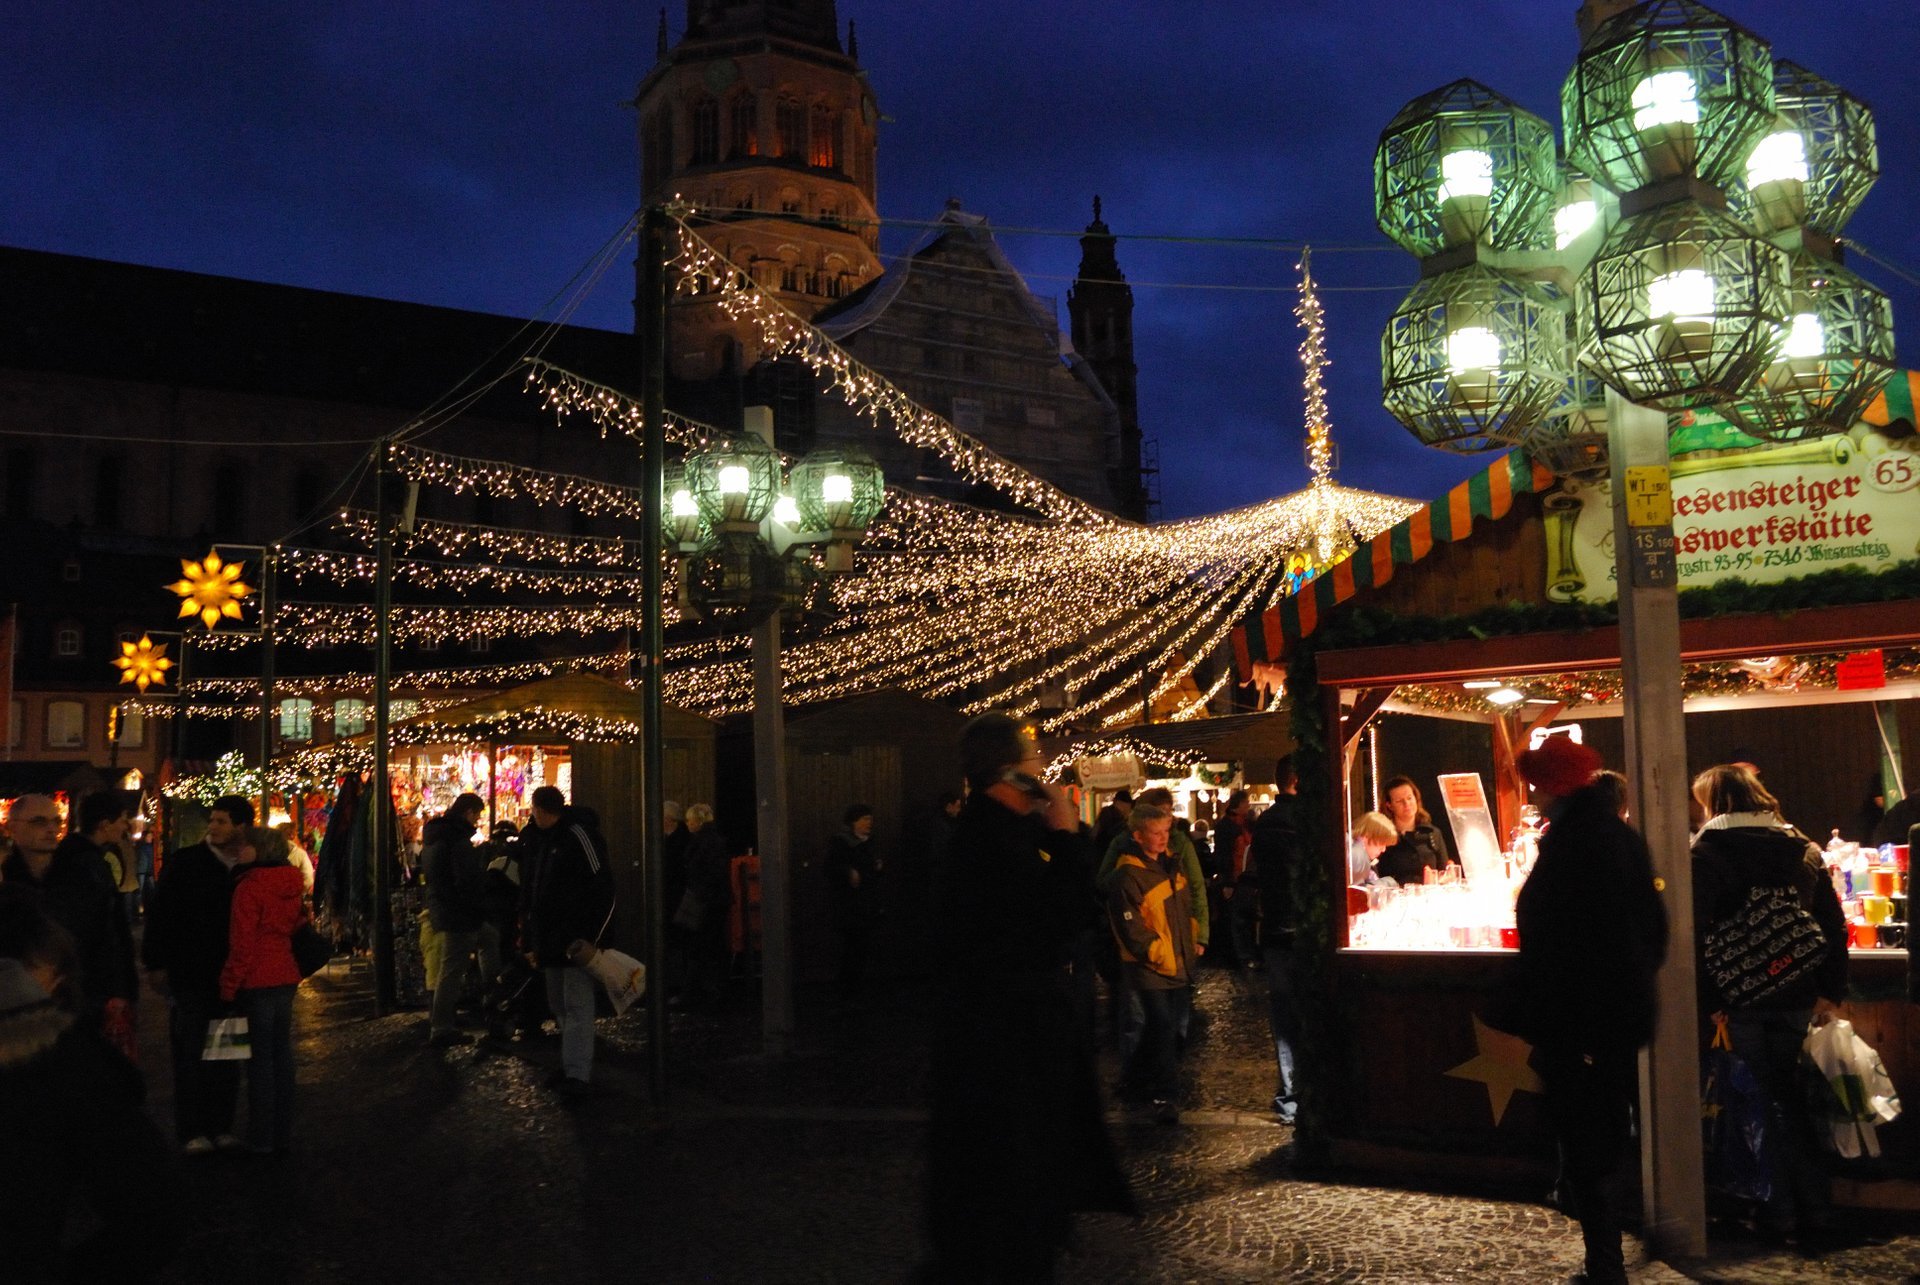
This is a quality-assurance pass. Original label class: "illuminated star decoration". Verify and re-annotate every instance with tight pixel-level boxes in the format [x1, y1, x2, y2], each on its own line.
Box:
[1444, 1014, 1545, 1126]
[110, 634, 174, 693]
[168, 551, 254, 629]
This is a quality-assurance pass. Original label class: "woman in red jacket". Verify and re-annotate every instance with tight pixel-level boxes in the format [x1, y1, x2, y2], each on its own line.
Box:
[220, 826, 307, 1156]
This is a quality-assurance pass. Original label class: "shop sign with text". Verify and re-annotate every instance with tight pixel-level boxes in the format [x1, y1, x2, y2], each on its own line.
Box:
[1544, 420, 1920, 603]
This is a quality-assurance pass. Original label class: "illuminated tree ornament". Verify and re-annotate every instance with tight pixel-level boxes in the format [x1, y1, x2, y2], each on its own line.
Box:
[168, 550, 254, 629]
[110, 634, 174, 693]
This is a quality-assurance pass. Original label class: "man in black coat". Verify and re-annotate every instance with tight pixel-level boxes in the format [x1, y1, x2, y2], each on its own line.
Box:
[524, 786, 613, 1094]
[1247, 757, 1305, 1122]
[421, 792, 491, 1047]
[1503, 739, 1667, 1285]
[141, 794, 254, 1153]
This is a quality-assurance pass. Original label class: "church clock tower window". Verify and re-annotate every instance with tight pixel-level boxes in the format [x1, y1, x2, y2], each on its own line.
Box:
[775, 97, 805, 158]
[728, 93, 758, 158]
[690, 98, 719, 165]
[809, 103, 836, 168]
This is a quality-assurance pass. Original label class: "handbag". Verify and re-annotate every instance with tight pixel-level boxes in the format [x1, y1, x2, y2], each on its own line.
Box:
[671, 887, 706, 932]
[201, 1015, 251, 1061]
[291, 919, 332, 979]
[1701, 1017, 1772, 1202]
[1701, 884, 1828, 1007]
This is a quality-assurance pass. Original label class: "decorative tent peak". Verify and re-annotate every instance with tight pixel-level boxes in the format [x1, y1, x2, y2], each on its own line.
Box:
[682, 0, 844, 53]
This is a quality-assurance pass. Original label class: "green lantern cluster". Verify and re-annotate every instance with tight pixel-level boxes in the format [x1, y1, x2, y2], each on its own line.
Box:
[1725, 61, 1880, 236]
[1562, 0, 1776, 192]
[1374, 79, 1560, 258]
[1381, 264, 1571, 452]
[1721, 252, 1897, 442]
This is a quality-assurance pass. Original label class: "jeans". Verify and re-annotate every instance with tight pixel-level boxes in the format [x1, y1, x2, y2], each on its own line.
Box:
[241, 985, 297, 1152]
[1128, 980, 1190, 1101]
[544, 966, 598, 1083]
[1728, 1006, 1829, 1231]
[1263, 945, 1300, 1118]
[168, 988, 241, 1144]
[1540, 1044, 1637, 1285]
[429, 926, 501, 1036]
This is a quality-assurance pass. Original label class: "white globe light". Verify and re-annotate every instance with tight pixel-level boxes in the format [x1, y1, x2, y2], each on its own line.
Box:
[718, 464, 750, 494]
[1438, 149, 1494, 203]
[670, 488, 700, 518]
[1446, 325, 1503, 374]
[1632, 71, 1700, 132]
[1554, 199, 1598, 250]
[1781, 311, 1825, 359]
[772, 494, 801, 525]
[821, 473, 855, 505]
[1647, 269, 1717, 323]
[1746, 130, 1809, 186]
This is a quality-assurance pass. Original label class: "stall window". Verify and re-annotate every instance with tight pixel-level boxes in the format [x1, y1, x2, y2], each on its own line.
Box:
[333, 699, 368, 737]
[112, 708, 146, 749]
[46, 700, 85, 749]
[278, 698, 314, 743]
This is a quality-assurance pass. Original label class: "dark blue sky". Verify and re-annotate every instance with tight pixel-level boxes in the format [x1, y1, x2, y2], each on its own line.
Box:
[5, 1, 1914, 518]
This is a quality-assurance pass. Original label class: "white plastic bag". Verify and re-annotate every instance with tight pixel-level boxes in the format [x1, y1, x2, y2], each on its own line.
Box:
[201, 1015, 251, 1061]
[567, 940, 647, 1016]
[1803, 1018, 1902, 1159]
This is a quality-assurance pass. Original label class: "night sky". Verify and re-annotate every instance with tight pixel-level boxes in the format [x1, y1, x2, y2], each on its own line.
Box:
[5, 1, 1914, 519]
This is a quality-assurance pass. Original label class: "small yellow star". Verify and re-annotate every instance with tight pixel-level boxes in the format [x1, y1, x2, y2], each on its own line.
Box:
[167, 550, 253, 629]
[110, 634, 174, 692]
[1445, 1014, 1545, 1125]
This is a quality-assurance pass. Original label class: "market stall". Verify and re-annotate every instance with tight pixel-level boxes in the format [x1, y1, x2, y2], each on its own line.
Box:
[1233, 410, 1920, 1192]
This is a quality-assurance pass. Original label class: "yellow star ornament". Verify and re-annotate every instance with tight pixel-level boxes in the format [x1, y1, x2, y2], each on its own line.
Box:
[168, 551, 253, 629]
[1444, 1014, 1545, 1126]
[111, 634, 174, 693]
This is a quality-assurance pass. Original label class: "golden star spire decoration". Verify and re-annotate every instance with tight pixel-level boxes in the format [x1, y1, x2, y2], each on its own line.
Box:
[110, 634, 174, 693]
[167, 550, 253, 629]
[1444, 1014, 1545, 1125]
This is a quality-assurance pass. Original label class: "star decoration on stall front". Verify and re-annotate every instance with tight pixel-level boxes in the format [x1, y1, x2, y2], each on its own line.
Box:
[1444, 1014, 1545, 1126]
[168, 551, 253, 629]
[110, 634, 174, 693]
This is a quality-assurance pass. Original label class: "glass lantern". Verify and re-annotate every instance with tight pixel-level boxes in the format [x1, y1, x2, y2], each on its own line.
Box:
[684, 529, 787, 617]
[1381, 263, 1571, 452]
[1561, 0, 1775, 193]
[1374, 79, 1558, 259]
[792, 446, 886, 537]
[1522, 368, 1611, 481]
[685, 431, 780, 528]
[1726, 61, 1878, 236]
[1578, 198, 1788, 409]
[662, 461, 709, 551]
[1720, 251, 1897, 442]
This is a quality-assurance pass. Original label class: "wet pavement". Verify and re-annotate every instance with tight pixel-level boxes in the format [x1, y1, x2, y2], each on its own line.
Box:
[133, 959, 1920, 1283]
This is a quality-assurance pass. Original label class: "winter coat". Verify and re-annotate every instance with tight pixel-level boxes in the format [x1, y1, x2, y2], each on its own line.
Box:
[421, 813, 487, 934]
[1247, 793, 1305, 941]
[1096, 827, 1209, 947]
[825, 828, 882, 922]
[1502, 784, 1669, 1054]
[1376, 822, 1450, 887]
[1692, 813, 1847, 1012]
[1213, 814, 1251, 882]
[1107, 843, 1198, 991]
[681, 826, 731, 935]
[3, 836, 136, 1014]
[0, 959, 179, 1283]
[525, 810, 615, 968]
[221, 864, 308, 1000]
[928, 787, 1132, 1264]
[139, 842, 239, 996]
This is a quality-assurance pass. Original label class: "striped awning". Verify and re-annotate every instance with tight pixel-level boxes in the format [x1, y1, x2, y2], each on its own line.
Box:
[1866, 368, 1920, 427]
[1233, 452, 1555, 676]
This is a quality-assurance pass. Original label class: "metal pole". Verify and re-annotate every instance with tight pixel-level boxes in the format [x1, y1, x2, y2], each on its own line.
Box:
[753, 612, 792, 1057]
[1606, 388, 1706, 1258]
[372, 446, 397, 1013]
[257, 548, 276, 825]
[639, 205, 670, 1104]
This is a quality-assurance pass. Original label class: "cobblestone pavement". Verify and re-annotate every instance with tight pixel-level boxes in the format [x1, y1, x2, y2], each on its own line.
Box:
[133, 959, 1920, 1284]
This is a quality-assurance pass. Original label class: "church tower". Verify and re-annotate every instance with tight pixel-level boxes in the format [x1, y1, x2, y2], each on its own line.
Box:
[1068, 197, 1146, 518]
[637, 2, 883, 380]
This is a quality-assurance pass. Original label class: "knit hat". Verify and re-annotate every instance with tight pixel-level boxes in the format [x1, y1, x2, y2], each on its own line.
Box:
[1515, 736, 1602, 799]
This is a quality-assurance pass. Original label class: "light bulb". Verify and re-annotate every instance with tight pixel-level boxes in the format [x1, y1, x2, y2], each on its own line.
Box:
[718, 465, 750, 494]
[670, 488, 700, 517]
[1554, 200, 1597, 250]
[1437, 150, 1494, 203]
[773, 494, 801, 525]
[1648, 269, 1717, 323]
[1486, 687, 1525, 706]
[1446, 326, 1502, 374]
[822, 474, 854, 504]
[1631, 71, 1699, 132]
[1746, 130, 1809, 187]
[1780, 312, 1825, 359]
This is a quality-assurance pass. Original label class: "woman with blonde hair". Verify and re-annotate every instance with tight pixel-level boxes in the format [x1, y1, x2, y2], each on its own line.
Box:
[1691, 763, 1847, 1244]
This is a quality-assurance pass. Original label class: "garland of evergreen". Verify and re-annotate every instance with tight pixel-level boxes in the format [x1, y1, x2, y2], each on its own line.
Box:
[1281, 560, 1920, 1159]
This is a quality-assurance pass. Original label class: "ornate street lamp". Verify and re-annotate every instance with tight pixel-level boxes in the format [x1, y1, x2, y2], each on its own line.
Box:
[1375, 79, 1559, 257]
[1723, 250, 1897, 441]
[1726, 61, 1879, 237]
[791, 446, 886, 571]
[663, 461, 710, 552]
[685, 430, 780, 529]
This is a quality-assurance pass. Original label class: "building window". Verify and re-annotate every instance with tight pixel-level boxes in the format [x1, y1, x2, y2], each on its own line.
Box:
[690, 97, 719, 165]
[417, 635, 441, 653]
[779, 261, 800, 292]
[809, 104, 836, 168]
[775, 97, 804, 158]
[468, 633, 491, 655]
[727, 92, 757, 158]
[278, 698, 314, 743]
[7, 699, 22, 750]
[778, 189, 801, 215]
[54, 621, 82, 658]
[112, 707, 146, 749]
[62, 559, 81, 583]
[46, 700, 86, 750]
[333, 699, 369, 737]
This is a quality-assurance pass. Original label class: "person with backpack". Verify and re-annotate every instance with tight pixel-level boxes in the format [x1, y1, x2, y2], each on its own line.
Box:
[1692, 763, 1847, 1247]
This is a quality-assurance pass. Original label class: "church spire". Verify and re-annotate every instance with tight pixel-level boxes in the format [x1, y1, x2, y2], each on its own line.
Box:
[848, 19, 857, 60]
[683, 1, 843, 52]
[1068, 197, 1145, 518]
[656, 7, 668, 57]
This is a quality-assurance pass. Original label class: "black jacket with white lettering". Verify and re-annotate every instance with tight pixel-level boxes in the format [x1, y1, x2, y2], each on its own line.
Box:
[1692, 818, 1847, 1012]
[525, 809, 615, 967]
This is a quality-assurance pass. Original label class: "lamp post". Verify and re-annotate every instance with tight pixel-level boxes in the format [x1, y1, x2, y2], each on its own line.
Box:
[1373, 0, 1893, 1257]
[676, 409, 883, 1058]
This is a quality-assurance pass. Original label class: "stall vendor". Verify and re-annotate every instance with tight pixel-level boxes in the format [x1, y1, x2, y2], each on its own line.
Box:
[1377, 776, 1452, 886]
